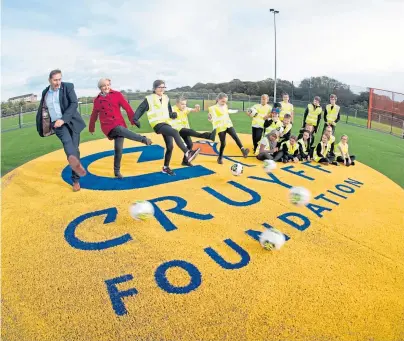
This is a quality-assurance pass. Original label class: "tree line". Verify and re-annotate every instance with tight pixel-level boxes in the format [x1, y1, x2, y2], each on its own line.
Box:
[1, 76, 370, 117]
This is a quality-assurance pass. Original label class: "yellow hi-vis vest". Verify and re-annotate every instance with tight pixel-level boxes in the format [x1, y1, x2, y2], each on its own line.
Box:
[280, 102, 294, 121]
[335, 141, 349, 157]
[264, 119, 283, 135]
[313, 142, 330, 162]
[251, 104, 271, 128]
[306, 104, 322, 126]
[146, 94, 170, 128]
[284, 140, 299, 155]
[326, 104, 340, 123]
[170, 105, 191, 131]
[282, 123, 293, 136]
[327, 134, 336, 151]
[298, 138, 309, 154]
[208, 104, 233, 133]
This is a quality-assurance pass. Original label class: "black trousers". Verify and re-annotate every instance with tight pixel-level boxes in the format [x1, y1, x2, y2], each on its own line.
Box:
[337, 155, 355, 162]
[54, 123, 81, 182]
[218, 127, 243, 158]
[108, 126, 146, 174]
[154, 123, 189, 167]
[283, 154, 297, 162]
[256, 151, 283, 161]
[179, 128, 211, 151]
[252, 127, 264, 153]
[317, 157, 330, 163]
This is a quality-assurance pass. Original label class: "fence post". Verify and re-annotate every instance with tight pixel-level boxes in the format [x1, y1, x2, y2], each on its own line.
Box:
[19, 105, 23, 128]
[367, 88, 373, 129]
[391, 113, 393, 134]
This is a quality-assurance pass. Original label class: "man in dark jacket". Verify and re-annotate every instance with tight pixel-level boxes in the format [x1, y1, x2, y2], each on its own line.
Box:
[36, 69, 86, 191]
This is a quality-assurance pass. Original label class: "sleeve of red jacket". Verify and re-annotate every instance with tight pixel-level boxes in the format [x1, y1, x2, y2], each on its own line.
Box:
[89, 101, 99, 133]
[119, 93, 135, 123]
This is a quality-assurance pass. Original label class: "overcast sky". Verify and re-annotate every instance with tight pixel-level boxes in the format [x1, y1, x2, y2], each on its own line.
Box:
[1, 0, 403, 100]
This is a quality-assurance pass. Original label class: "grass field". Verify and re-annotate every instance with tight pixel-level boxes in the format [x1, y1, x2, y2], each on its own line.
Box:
[2, 101, 404, 188]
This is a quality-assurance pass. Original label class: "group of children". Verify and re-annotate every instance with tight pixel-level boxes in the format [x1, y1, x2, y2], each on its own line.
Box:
[250, 93, 356, 166]
[90, 79, 356, 179]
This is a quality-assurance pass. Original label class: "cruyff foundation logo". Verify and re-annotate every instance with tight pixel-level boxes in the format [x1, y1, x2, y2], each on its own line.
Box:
[61, 141, 365, 317]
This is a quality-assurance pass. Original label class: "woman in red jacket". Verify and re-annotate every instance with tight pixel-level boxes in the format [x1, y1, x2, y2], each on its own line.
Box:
[89, 78, 152, 179]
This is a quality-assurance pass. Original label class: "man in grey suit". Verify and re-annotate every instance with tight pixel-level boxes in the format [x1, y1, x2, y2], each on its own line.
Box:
[36, 69, 86, 191]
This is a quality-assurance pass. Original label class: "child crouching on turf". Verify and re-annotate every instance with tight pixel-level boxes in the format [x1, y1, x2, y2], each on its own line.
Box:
[256, 130, 283, 161]
[313, 134, 331, 165]
[335, 134, 356, 166]
[278, 113, 293, 145]
[298, 130, 313, 161]
[263, 105, 283, 135]
[281, 135, 300, 163]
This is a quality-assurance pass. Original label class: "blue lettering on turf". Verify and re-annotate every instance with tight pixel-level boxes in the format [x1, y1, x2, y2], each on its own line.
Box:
[105, 274, 138, 316]
[155, 260, 202, 294]
[302, 161, 332, 174]
[61, 145, 214, 190]
[306, 203, 333, 218]
[277, 212, 311, 231]
[204, 239, 250, 269]
[203, 181, 261, 206]
[149, 196, 214, 232]
[248, 173, 292, 189]
[281, 166, 315, 181]
[65, 207, 132, 250]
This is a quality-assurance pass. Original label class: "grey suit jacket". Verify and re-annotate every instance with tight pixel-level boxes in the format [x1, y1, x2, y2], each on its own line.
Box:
[36, 82, 86, 137]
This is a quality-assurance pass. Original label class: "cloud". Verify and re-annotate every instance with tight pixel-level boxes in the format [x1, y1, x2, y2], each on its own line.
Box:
[1, 0, 403, 101]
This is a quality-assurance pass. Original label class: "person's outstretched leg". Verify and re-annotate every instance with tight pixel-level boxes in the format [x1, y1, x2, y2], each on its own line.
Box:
[162, 135, 175, 175]
[114, 137, 124, 178]
[156, 124, 200, 165]
[227, 127, 249, 158]
[111, 126, 152, 145]
[218, 131, 227, 164]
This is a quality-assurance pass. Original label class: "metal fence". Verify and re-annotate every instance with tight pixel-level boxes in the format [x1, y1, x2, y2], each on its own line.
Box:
[2, 91, 403, 138]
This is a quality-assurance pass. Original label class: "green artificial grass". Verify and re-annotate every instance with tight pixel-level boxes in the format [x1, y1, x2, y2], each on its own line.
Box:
[2, 103, 404, 188]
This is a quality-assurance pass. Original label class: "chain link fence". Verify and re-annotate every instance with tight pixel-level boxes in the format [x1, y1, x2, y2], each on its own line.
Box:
[2, 88, 403, 137]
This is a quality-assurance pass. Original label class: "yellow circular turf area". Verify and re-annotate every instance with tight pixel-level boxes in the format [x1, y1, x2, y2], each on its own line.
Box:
[2, 133, 404, 341]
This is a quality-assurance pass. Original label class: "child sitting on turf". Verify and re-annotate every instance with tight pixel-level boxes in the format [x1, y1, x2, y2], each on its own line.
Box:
[298, 130, 313, 161]
[313, 134, 331, 165]
[281, 135, 300, 163]
[324, 125, 338, 166]
[335, 134, 356, 166]
[278, 113, 293, 145]
[256, 130, 283, 161]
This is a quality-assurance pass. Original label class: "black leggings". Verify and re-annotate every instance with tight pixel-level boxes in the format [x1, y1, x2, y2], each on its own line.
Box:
[179, 128, 211, 151]
[252, 127, 264, 152]
[154, 123, 188, 167]
[256, 151, 283, 161]
[337, 155, 355, 162]
[108, 126, 145, 174]
[218, 127, 243, 158]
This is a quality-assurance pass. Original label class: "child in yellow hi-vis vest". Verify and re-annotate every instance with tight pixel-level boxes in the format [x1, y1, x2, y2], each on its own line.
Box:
[170, 96, 216, 166]
[133, 80, 200, 176]
[313, 134, 331, 165]
[246, 94, 271, 154]
[278, 113, 293, 145]
[280, 93, 294, 122]
[302, 96, 323, 133]
[263, 106, 283, 135]
[208, 93, 249, 164]
[322, 94, 340, 135]
[324, 125, 339, 166]
[335, 134, 356, 166]
[281, 135, 300, 163]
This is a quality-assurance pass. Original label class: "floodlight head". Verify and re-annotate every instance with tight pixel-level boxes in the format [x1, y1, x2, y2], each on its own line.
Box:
[270, 8, 274, 12]
[275, 10, 279, 13]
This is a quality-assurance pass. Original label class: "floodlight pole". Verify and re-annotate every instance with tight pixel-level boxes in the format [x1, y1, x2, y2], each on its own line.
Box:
[270, 9, 279, 103]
